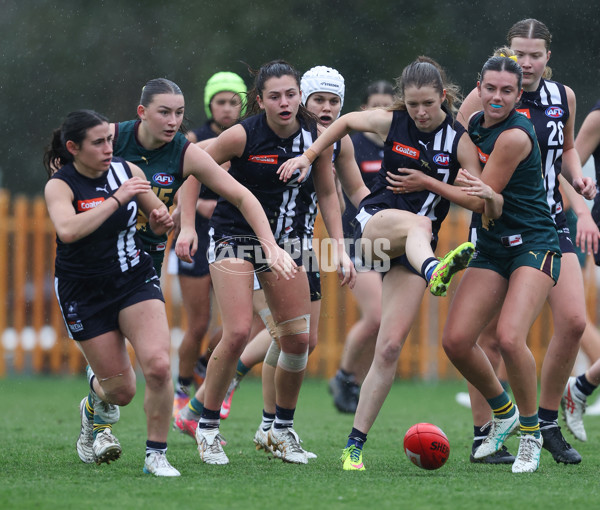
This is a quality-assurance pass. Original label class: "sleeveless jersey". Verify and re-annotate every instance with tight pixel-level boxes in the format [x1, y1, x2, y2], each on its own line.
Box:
[209, 112, 318, 241]
[113, 120, 190, 247]
[518, 79, 570, 219]
[51, 158, 153, 279]
[359, 109, 465, 238]
[294, 140, 341, 239]
[343, 132, 384, 236]
[590, 100, 600, 183]
[469, 110, 559, 254]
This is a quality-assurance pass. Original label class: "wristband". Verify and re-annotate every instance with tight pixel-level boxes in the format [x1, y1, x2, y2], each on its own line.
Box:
[303, 148, 318, 164]
[110, 195, 122, 208]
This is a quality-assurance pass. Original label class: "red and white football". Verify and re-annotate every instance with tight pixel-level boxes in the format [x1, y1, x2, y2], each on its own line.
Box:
[403, 423, 450, 470]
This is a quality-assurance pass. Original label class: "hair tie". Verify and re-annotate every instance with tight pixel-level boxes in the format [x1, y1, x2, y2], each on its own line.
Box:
[509, 55, 518, 63]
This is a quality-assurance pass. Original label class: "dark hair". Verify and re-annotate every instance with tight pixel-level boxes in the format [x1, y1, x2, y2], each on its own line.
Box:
[363, 80, 395, 105]
[43, 109, 108, 178]
[479, 55, 523, 90]
[506, 18, 553, 79]
[389, 56, 461, 114]
[140, 78, 183, 107]
[139, 78, 188, 133]
[245, 60, 318, 127]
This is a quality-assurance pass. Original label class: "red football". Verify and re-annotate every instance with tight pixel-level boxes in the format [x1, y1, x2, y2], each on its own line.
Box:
[403, 423, 450, 470]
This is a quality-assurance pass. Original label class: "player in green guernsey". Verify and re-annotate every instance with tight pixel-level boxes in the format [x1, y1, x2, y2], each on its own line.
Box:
[442, 55, 561, 474]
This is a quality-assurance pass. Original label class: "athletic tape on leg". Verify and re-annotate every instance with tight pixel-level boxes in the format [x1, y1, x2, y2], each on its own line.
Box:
[275, 314, 310, 338]
[277, 349, 309, 372]
[264, 339, 281, 367]
[258, 307, 278, 340]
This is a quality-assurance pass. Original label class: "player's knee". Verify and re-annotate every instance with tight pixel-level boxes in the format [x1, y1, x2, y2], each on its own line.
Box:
[277, 348, 309, 373]
[442, 332, 468, 361]
[103, 377, 136, 406]
[143, 354, 172, 388]
[377, 335, 404, 364]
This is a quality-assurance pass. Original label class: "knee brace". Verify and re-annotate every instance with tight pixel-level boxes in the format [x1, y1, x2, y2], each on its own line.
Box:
[275, 314, 310, 338]
[264, 339, 281, 368]
[277, 349, 309, 373]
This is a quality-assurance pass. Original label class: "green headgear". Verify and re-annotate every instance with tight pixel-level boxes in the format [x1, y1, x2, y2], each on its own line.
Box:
[204, 71, 247, 119]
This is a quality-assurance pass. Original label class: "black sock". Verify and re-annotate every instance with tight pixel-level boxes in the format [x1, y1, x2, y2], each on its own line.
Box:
[346, 427, 367, 448]
[146, 440, 167, 457]
[538, 407, 558, 428]
[576, 374, 597, 396]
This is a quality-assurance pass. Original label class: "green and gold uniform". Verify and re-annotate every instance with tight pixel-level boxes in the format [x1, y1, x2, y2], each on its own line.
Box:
[113, 120, 190, 275]
[468, 109, 561, 282]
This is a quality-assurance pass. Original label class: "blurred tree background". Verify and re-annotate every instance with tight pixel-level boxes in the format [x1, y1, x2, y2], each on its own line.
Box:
[2, 0, 599, 196]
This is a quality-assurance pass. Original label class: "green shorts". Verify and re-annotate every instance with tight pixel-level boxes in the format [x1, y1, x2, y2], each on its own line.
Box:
[469, 247, 561, 284]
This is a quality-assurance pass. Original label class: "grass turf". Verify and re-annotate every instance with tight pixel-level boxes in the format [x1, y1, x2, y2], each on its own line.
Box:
[1, 376, 599, 510]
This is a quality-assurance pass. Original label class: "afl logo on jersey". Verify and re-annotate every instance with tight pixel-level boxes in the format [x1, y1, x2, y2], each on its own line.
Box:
[545, 106, 564, 119]
[433, 153, 450, 166]
[152, 173, 174, 186]
[392, 142, 420, 160]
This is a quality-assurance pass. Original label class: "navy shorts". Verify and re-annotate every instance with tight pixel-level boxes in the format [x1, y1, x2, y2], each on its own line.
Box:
[208, 229, 303, 273]
[177, 215, 211, 277]
[301, 238, 321, 302]
[354, 205, 437, 278]
[55, 265, 164, 341]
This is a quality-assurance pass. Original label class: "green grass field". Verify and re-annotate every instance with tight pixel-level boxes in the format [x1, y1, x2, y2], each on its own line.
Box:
[1, 376, 599, 510]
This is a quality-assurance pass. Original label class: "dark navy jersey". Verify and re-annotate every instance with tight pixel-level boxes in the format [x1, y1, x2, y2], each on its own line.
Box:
[343, 132, 384, 236]
[294, 140, 341, 238]
[209, 112, 318, 241]
[191, 121, 217, 144]
[51, 158, 153, 279]
[518, 79, 570, 219]
[591, 100, 600, 183]
[359, 109, 465, 237]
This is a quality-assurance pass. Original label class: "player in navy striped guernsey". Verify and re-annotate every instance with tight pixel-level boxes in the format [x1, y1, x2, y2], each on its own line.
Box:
[44, 110, 180, 476]
[279, 57, 501, 471]
[176, 60, 355, 465]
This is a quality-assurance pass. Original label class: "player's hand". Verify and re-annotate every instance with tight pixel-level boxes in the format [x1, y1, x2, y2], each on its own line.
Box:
[572, 177, 597, 201]
[337, 249, 356, 289]
[263, 243, 297, 280]
[148, 205, 173, 236]
[455, 168, 496, 199]
[112, 176, 151, 204]
[575, 212, 600, 255]
[386, 168, 428, 194]
[277, 155, 311, 183]
[175, 226, 198, 262]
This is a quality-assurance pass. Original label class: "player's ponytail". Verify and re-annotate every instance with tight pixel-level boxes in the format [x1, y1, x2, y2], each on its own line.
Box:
[43, 110, 108, 178]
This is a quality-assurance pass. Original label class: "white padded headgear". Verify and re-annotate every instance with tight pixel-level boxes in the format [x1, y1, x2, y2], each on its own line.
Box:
[301, 66, 345, 110]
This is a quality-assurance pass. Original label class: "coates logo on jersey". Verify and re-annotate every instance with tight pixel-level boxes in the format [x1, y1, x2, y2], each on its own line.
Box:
[477, 147, 489, 164]
[249, 154, 278, 164]
[77, 198, 105, 211]
[360, 160, 382, 173]
[516, 109, 531, 118]
[433, 153, 450, 166]
[392, 142, 420, 160]
[545, 106, 564, 119]
[152, 173, 175, 186]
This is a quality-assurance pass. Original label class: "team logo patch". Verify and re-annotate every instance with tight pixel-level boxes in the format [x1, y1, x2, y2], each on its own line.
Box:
[249, 154, 278, 164]
[77, 198, 105, 211]
[545, 106, 564, 118]
[477, 147, 489, 164]
[433, 153, 450, 166]
[152, 173, 174, 186]
[516, 108, 530, 118]
[392, 142, 420, 160]
[360, 160, 382, 173]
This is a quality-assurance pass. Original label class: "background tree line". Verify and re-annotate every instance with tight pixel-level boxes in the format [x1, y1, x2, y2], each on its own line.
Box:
[2, 0, 599, 196]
